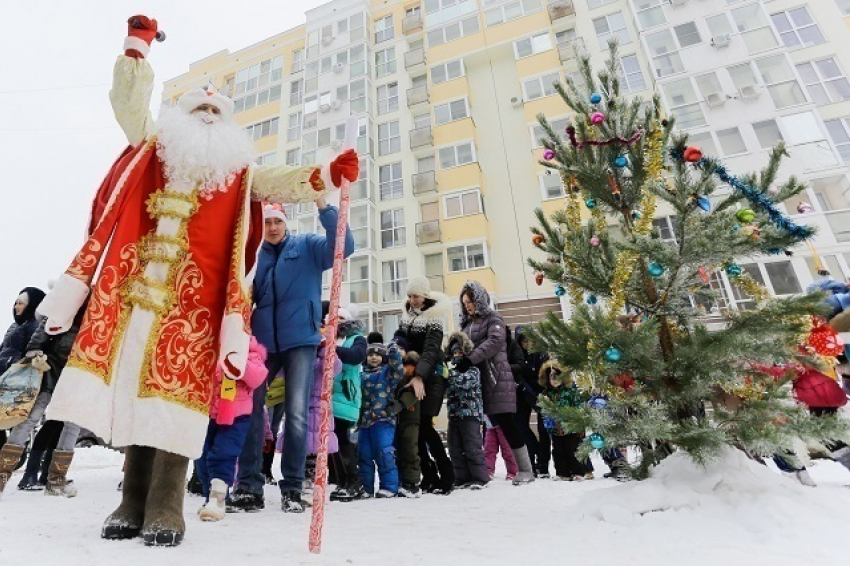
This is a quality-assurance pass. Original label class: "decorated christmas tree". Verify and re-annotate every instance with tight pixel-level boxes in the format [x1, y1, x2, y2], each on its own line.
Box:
[527, 45, 847, 479]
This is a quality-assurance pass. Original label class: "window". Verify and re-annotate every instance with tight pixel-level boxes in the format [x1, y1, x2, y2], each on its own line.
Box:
[796, 58, 850, 106]
[378, 121, 401, 155]
[434, 98, 469, 125]
[634, 0, 665, 30]
[673, 22, 701, 47]
[377, 83, 399, 115]
[350, 44, 367, 78]
[706, 13, 733, 38]
[382, 260, 408, 302]
[375, 48, 396, 78]
[427, 15, 479, 47]
[286, 113, 301, 142]
[646, 29, 683, 77]
[285, 148, 300, 166]
[837, 0, 850, 16]
[291, 49, 304, 73]
[716, 127, 747, 156]
[752, 119, 783, 149]
[593, 12, 630, 49]
[375, 15, 394, 43]
[652, 216, 677, 244]
[523, 72, 560, 101]
[556, 28, 576, 45]
[350, 12, 365, 42]
[771, 7, 825, 49]
[806, 255, 844, 279]
[380, 209, 406, 248]
[444, 189, 483, 218]
[531, 117, 570, 148]
[728, 62, 758, 92]
[349, 78, 367, 114]
[540, 172, 564, 199]
[763, 262, 802, 295]
[447, 243, 487, 272]
[687, 132, 718, 158]
[755, 55, 807, 109]
[695, 72, 722, 98]
[619, 55, 647, 92]
[439, 142, 476, 168]
[825, 118, 850, 164]
[485, 0, 542, 27]
[245, 117, 279, 140]
[289, 79, 303, 106]
[431, 59, 464, 84]
[779, 112, 826, 146]
[662, 78, 705, 129]
[514, 32, 553, 59]
[379, 163, 403, 200]
[730, 3, 778, 53]
[587, 0, 617, 8]
[233, 57, 284, 112]
[303, 95, 318, 130]
[256, 152, 276, 166]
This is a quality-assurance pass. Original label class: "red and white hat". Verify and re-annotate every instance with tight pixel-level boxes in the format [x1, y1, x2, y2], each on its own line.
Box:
[177, 86, 235, 121]
[263, 203, 287, 223]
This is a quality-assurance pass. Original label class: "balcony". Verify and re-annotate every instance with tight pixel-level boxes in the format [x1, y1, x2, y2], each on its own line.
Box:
[403, 12, 423, 34]
[412, 170, 437, 197]
[558, 38, 585, 64]
[409, 125, 433, 152]
[426, 274, 445, 293]
[404, 47, 426, 73]
[547, 0, 575, 20]
[416, 220, 442, 245]
[407, 84, 430, 110]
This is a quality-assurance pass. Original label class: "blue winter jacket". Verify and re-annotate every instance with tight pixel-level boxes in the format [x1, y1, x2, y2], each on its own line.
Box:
[252, 205, 354, 353]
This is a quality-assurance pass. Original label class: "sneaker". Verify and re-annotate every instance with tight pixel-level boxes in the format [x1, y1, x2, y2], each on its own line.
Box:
[329, 486, 348, 502]
[397, 483, 421, 498]
[537, 473, 551, 479]
[18, 474, 45, 491]
[360, 491, 374, 500]
[375, 489, 396, 498]
[226, 491, 265, 513]
[571, 474, 585, 482]
[552, 475, 572, 481]
[198, 479, 227, 522]
[263, 473, 277, 486]
[468, 482, 488, 490]
[506, 473, 516, 481]
[583, 472, 594, 480]
[281, 490, 305, 513]
[511, 471, 535, 486]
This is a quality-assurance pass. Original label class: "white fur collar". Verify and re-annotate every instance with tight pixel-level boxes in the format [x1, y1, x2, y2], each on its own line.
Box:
[402, 291, 451, 324]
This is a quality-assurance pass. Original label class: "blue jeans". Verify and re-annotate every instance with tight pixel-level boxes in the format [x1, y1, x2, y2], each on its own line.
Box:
[358, 421, 399, 494]
[196, 415, 252, 498]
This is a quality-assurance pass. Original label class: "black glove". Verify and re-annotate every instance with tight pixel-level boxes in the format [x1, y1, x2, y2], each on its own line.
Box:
[454, 357, 472, 373]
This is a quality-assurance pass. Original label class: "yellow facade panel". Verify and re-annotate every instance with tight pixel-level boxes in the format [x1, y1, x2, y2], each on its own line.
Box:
[254, 136, 278, 155]
[515, 50, 560, 79]
[445, 268, 497, 296]
[427, 34, 486, 66]
[482, 12, 552, 46]
[540, 198, 567, 219]
[523, 96, 569, 122]
[233, 103, 283, 127]
[430, 79, 471, 102]
[437, 163, 482, 192]
[441, 214, 488, 244]
[433, 117, 476, 146]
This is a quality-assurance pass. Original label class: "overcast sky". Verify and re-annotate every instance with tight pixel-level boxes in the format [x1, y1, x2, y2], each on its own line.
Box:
[0, 2, 327, 323]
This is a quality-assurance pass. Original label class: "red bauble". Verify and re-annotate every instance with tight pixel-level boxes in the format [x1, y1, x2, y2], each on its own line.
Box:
[535, 272, 544, 286]
[683, 146, 703, 163]
[532, 234, 545, 245]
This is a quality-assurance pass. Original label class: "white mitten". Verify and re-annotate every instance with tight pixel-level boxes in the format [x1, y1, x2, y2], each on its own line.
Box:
[45, 318, 72, 336]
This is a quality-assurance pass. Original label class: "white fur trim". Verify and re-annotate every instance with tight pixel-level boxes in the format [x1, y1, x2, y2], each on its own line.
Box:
[219, 313, 250, 380]
[320, 162, 335, 190]
[123, 36, 150, 58]
[177, 88, 235, 122]
[36, 274, 90, 327]
[263, 204, 287, 222]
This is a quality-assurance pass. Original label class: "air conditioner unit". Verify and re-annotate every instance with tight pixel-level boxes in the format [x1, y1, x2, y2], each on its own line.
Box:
[319, 103, 331, 113]
[738, 84, 760, 99]
[331, 139, 342, 150]
[705, 92, 727, 107]
[321, 35, 334, 46]
[331, 99, 342, 110]
[711, 34, 732, 47]
[510, 96, 523, 107]
[334, 63, 345, 73]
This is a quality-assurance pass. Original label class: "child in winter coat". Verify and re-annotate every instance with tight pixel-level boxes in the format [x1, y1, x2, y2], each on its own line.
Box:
[538, 361, 594, 481]
[358, 342, 405, 497]
[444, 332, 489, 489]
[196, 336, 268, 521]
[483, 417, 518, 480]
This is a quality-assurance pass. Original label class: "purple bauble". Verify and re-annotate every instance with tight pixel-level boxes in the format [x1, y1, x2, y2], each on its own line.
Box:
[591, 112, 605, 124]
[543, 149, 556, 160]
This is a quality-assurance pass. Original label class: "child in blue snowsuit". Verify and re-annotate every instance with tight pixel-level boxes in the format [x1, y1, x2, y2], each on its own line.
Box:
[357, 341, 405, 498]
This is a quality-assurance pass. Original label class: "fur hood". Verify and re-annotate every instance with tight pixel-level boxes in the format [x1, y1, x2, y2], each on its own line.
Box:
[459, 281, 494, 327]
[539, 359, 571, 388]
[401, 291, 451, 324]
[444, 331, 475, 357]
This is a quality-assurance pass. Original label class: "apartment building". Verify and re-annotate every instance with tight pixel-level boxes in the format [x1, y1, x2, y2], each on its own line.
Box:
[161, 0, 850, 332]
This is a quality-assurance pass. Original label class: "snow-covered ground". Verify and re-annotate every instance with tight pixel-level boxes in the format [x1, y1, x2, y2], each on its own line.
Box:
[1, 447, 849, 565]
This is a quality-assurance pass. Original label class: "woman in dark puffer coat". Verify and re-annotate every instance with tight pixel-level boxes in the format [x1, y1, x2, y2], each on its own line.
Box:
[459, 281, 534, 485]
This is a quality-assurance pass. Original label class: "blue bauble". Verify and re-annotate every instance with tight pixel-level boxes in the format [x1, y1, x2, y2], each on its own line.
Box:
[726, 264, 743, 277]
[555, 285, 566, 297]
[586, 198, 597, 209]
[648, 262, 665, 277]
[589, 433, 605, 449]
[588, 396, 608, 409]
[586, 294, 598, 305]
[590, 92, 603, 104]
[604, 346, 622, 362]
[614, 156, 628, 168]
[631, 211, 642, 219]
[697, 196, 711, 212]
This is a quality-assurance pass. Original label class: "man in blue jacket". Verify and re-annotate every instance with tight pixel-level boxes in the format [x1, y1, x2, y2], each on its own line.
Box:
[228, 194, 354, 514]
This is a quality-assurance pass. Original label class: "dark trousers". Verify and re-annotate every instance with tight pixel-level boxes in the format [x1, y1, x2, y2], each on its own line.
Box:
[514, 396, 539, 469]
[448, 417, 489, 485]
[196, 415, 252, 498]
[394, 391, 421, 486]
[330, 417, 361, 489]
[418, 413, 454, 489]
[487, 412, 525, 448]
[552, 433, 593, 477]
[536, 412, 552, 474]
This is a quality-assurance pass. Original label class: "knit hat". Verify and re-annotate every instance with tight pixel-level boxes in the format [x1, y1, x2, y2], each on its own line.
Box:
[450, 342, 464, 355]
[405, 275, 431, 298]
[177, 86, 235, 121]
[394, 336, 411, 353]
[366, 343, 387, 365]
[263, 202, 287, 223]
[367, 331, 384, 344]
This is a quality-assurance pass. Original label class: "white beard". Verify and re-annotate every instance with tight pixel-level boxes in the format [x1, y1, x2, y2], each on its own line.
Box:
[155, 105, 255, 192]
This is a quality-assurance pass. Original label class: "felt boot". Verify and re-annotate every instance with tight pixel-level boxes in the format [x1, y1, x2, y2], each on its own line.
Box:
[510, 446, 536, 486]
[38, 449, 54, 486]
[141, 449, 189, 547]
[0, 443, 25, 499]
[44, 450, 77, 497]
[102, 445, 155, 540]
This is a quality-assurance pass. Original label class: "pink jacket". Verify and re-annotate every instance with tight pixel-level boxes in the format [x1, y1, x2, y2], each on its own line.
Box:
[210, 337, 268, 425]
